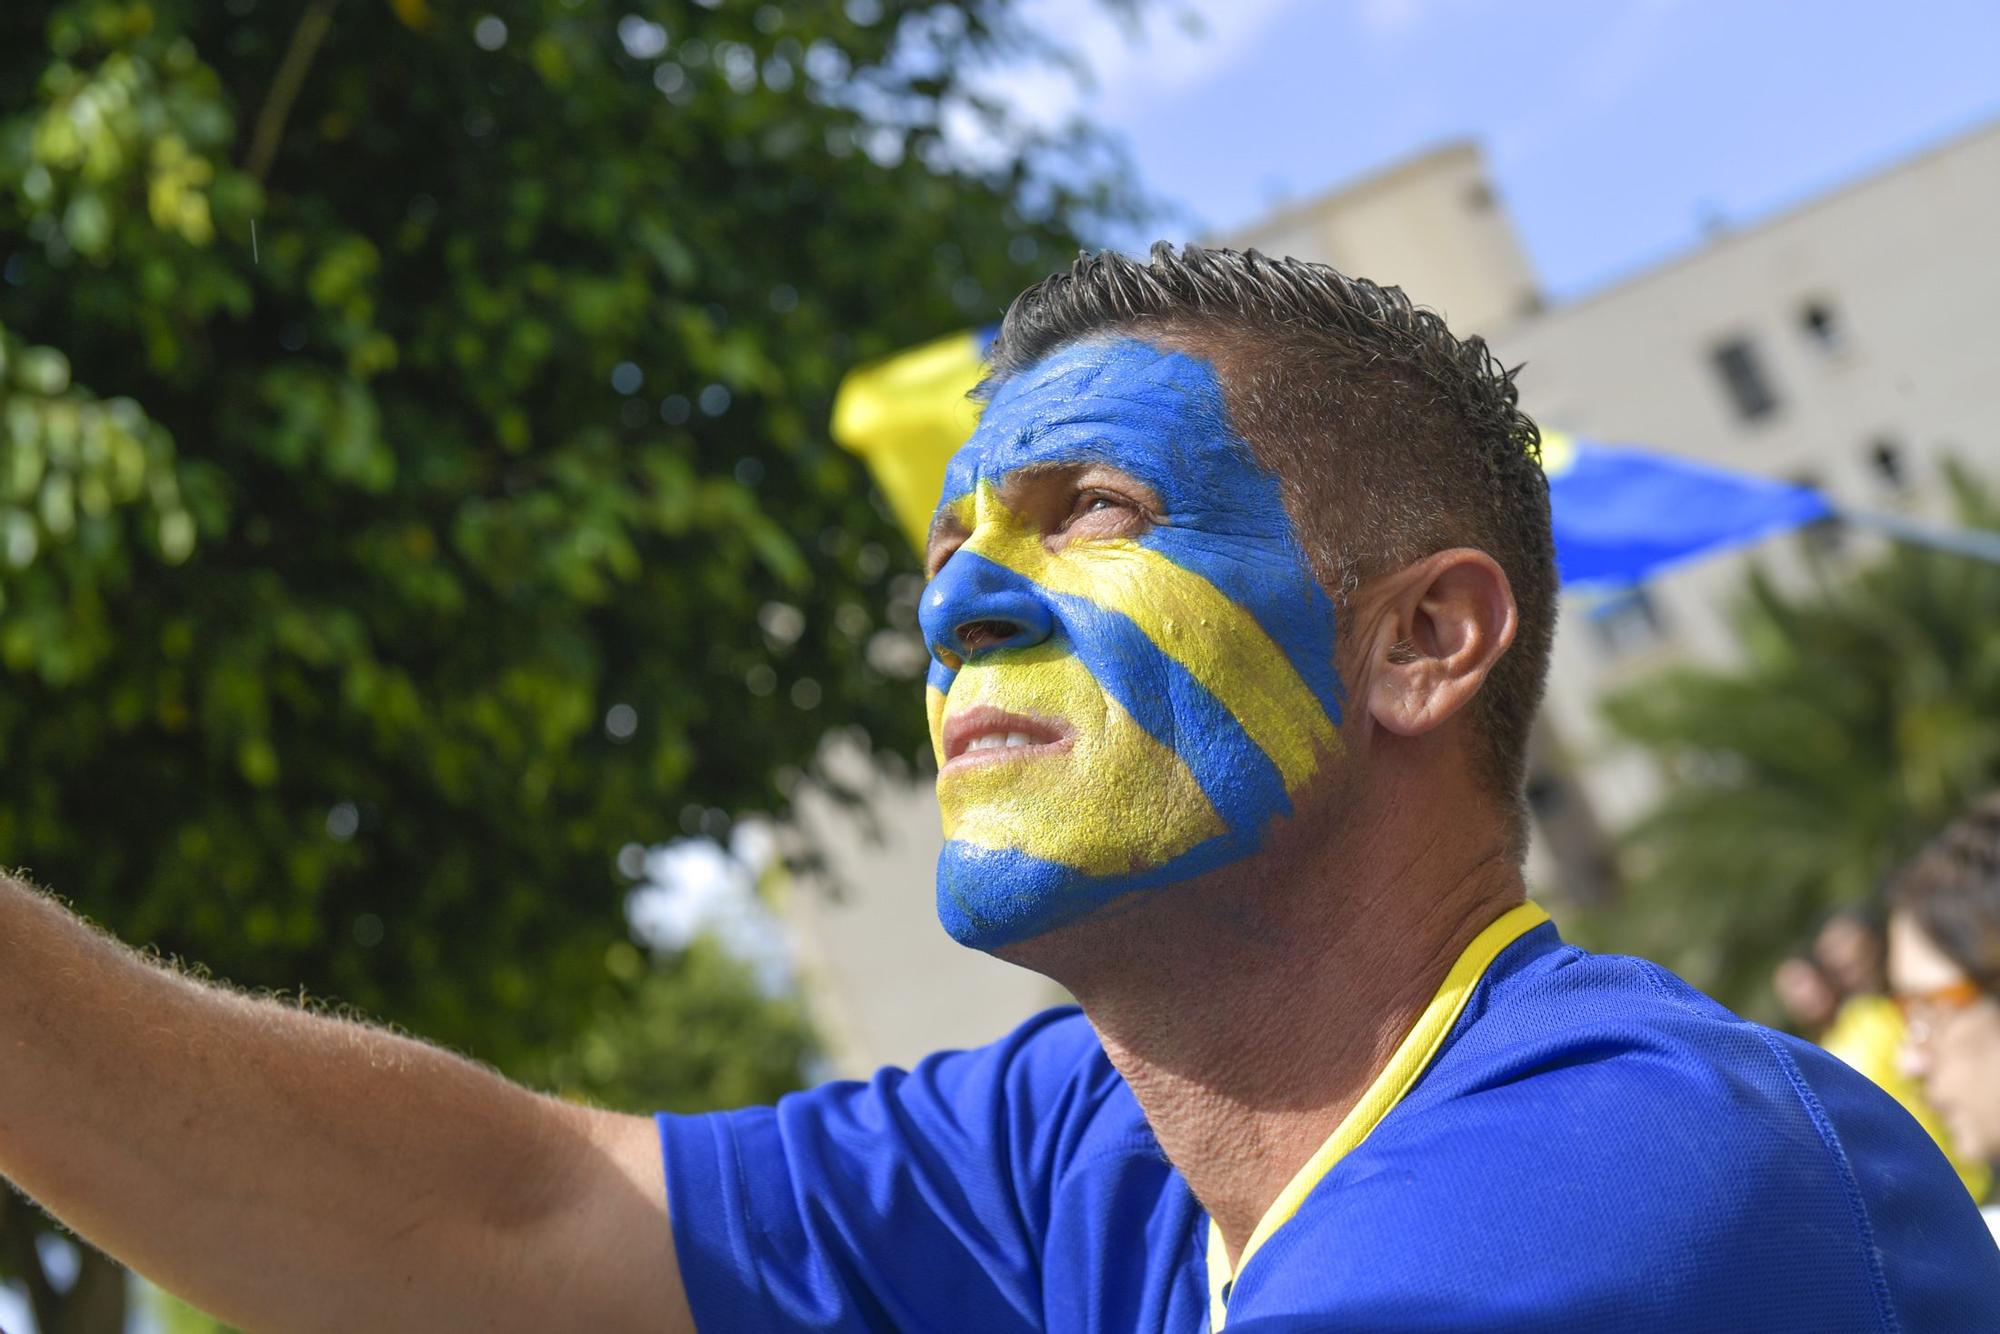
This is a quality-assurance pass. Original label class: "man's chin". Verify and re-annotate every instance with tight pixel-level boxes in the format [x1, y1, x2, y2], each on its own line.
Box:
[932, 839, 1153, 954]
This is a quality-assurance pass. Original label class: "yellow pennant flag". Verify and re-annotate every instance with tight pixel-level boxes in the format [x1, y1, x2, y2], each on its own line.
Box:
[830, 328, 993, 551]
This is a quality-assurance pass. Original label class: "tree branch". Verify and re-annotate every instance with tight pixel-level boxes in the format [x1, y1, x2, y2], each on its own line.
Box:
[242, 0, 344, 184]
[0, 1184, 64, 1334]
[55, 1246, 130, 1334]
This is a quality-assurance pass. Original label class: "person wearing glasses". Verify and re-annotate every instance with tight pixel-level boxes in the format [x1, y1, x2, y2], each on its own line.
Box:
[1811, 910, 1990, 1198]
[1889, 792, 2000, 1242]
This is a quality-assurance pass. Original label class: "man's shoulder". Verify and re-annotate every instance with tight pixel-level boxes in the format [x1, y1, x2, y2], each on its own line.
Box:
[1413, 932, 1889, 1112]
[901, 1003, 1116, 1104]
[1267, 937, 2000, 1327]
[1437, 935, 1808, 1088]
[831, 1004, 1149, 1159]
[1400, 937, 1957, 1199]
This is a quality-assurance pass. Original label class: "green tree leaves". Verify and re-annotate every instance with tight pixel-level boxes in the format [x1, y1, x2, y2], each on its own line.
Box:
[0, 0, 1139, 1324]
[1582, 464, 2000, 1017]
[0, 322, 194, 696]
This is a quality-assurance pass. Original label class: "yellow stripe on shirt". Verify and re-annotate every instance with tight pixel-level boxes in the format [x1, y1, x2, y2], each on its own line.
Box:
[1207, 901, 1552, 1331]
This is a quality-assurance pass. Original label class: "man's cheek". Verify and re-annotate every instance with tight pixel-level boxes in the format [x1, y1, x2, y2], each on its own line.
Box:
[925, 683, 947, 767]
[935, 648, 1221, 876]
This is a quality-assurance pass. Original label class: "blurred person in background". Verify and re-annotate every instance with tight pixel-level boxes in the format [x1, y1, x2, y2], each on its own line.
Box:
[1819, 909, 1916, 1075]
[4, 247, 1997, 1331]
[1817, 910, 1890, 1003]
[1772, 953, 1839, 1041]
[1813, 910, 1992, 1199]
[1890, 792, 2000, 1241]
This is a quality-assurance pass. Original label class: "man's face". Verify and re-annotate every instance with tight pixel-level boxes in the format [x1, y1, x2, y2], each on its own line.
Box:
[919, 337, 1345, 950]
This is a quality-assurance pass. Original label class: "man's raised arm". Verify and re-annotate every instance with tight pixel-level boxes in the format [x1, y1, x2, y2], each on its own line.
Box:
[0, 875, 694, 1332]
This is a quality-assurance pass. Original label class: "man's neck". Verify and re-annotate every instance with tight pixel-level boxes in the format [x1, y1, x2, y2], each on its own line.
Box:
[1006, 802, 1524, 1266]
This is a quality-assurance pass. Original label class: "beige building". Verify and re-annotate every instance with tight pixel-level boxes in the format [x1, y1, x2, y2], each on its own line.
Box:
[1484, 121, 2000, 832]
[1226, 140, 1544, 337]
[785, 119, 2000, 1076]
[1220, 122, 2000, 882]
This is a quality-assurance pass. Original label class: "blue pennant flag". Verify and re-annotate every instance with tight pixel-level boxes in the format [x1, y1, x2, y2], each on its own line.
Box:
[1540, 433, 1832, 587]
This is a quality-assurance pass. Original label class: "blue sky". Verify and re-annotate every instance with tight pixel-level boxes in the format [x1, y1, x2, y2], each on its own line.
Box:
[1009, 0, 2000, 301]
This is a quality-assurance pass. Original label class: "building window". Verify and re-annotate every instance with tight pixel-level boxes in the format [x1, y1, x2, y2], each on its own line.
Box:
[1799, 298, 1841, 350]
[1710, 337, 1780, 421]
[1464, 181, 1495, 211]
[1586, 585, 1666, 659]
[1869, 436, 1906, 490]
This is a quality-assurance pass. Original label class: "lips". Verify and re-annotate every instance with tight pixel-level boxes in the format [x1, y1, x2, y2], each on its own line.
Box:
[940, 705, 1073, 773]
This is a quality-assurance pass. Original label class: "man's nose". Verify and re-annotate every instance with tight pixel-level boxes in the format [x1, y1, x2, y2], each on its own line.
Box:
[919, 549, 1055, 664]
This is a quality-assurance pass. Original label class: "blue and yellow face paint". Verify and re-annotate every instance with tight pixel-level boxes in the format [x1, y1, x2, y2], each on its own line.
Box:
[920, 337, 1344, 949]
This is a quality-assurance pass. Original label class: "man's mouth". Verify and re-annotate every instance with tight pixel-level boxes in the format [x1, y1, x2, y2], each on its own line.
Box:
[940, 706, 1073, 773]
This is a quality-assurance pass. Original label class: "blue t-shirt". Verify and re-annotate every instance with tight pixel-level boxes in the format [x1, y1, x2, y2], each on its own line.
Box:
[658, 910, 2000, 1330]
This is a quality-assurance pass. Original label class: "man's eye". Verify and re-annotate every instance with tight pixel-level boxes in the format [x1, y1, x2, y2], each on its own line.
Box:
[1071, 491, 1124, 520]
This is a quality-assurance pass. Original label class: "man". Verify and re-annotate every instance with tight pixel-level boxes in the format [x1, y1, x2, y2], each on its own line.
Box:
[1888, 792, 2000, 1241]
[2, 245, 1994, 1331]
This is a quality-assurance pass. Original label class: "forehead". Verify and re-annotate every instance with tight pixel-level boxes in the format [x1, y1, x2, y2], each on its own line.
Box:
[1888, 912, 1969, 991]
[938, 336, 1253, 505]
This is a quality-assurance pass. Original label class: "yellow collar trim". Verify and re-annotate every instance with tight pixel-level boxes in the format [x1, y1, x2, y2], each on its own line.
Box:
[1204, 901, 1551, 1330]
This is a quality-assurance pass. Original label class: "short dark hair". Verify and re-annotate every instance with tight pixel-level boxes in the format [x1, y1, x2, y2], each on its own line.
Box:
[983, 243, 1557, 840]
[1890, 792, 2000, 992]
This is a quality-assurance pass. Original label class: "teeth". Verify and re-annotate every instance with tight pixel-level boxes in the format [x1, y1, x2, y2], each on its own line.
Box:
[963, 731, 1041, 754]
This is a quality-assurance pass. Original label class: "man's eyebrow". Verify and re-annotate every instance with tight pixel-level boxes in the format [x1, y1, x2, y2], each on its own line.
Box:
[998, 459, 1087, 484]
[943, 457, 1091, 507]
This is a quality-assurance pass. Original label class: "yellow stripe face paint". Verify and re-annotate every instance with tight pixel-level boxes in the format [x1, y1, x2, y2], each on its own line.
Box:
[944, 485, 1338, 792]
[920, 337, 1346, 949]
[925, 682, 949, 769]
[940, 643, 1224, 874]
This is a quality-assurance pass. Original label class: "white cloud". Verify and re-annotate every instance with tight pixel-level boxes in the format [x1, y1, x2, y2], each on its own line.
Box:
[1357, 0, 1430, 37]
[1086, 0, 1306, 106]
[1490, 0, 1688, 168]
[0, 1283, 30, 1334]
[950, 0, 1306, 154]
[625, 824, 795, 995]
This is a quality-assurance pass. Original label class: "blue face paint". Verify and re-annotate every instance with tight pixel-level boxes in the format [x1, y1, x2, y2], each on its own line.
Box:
[921, 337, 1343, 949]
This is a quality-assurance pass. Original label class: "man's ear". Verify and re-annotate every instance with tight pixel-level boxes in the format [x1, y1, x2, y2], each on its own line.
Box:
[1362, 548, 1518, 739]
